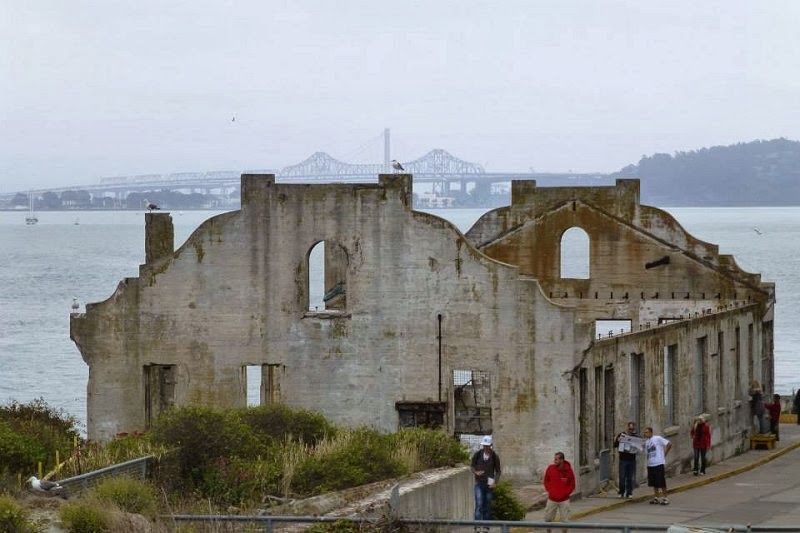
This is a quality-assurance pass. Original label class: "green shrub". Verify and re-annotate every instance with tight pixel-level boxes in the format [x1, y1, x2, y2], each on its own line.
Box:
[198, 456, 283, 506]
[491, 480, 526, 521]
[0, 495, 37, 533]
[60, 500, 112, 533]
[239, 404, 336, 446]
[90, 476, 158, 517]
[389, 428, 469, 469]
[0, 398, 81, 476]
[151, 406, 264, 487]
[291, 428, 404, 496]
[0, 421, 48, 476]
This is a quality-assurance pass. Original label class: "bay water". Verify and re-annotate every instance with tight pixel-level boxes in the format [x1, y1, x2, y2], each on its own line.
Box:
[1, 207, 798, 433]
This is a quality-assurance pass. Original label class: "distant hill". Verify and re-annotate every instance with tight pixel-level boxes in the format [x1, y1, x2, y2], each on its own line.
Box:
[612, 138, 800, 206]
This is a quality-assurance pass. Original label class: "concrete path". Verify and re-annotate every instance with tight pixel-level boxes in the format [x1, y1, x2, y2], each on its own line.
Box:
[523, 422, 800, 529]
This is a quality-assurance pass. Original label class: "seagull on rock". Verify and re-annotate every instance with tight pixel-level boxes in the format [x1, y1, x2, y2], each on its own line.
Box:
[390, 159, 405, 172]
[28, 476, 64, 494]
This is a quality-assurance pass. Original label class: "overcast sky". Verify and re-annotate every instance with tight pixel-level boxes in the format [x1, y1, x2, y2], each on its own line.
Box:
[2, 1, 799, 192]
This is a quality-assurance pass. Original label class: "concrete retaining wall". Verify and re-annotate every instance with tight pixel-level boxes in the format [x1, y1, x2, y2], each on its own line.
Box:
[325, 466, 473, 520]
[390, 466, 473, 520]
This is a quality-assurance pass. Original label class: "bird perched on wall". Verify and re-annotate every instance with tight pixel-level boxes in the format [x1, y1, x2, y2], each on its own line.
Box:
[144, 199, 160, 212]
[27, 476, 64, 494]
[390, 159, 405, 172]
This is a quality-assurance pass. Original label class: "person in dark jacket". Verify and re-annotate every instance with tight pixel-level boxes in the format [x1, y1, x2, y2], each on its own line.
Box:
[543, 451, 576, 523]
[690, 415, 711, 475]
[766, 393, 782, 440]
[794, 390, 800, 425]
[613, 421, 639, 498]
[750, 380, 766, 433]
[471, 435, 501, 527]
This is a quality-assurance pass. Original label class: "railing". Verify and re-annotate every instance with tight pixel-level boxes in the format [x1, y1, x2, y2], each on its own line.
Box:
[57, 455, 154, 494]
[168, 515, 799, 532]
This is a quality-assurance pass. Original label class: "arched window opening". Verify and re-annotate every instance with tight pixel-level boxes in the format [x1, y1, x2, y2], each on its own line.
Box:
[560, 227, 590, 279]
[307, 240, 348, 312]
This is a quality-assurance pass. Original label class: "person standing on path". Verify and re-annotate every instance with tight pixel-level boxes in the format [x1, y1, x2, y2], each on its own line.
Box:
[644, 426, 672, 505]
[543, 451, 576, 525]
[613, 421, 639, 498]
[794, 390, 800, 425]
[690, 415, 711, 475]
[750, 380, 766, 433]
[471, 435, 501, 528]
[766, 393, 782, 440]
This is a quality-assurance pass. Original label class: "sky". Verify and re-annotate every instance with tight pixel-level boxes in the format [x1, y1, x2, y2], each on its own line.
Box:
[2, 0, 799, 192]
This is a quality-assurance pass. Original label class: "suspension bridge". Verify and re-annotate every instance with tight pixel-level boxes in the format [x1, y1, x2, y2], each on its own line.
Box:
[0, 130, 610, 204]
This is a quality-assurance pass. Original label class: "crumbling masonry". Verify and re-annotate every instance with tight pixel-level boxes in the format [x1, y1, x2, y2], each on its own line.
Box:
[70, 174, 774, 494]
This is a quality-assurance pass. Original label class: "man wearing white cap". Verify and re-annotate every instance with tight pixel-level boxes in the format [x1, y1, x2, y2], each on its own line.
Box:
[471, 435, 501, 529]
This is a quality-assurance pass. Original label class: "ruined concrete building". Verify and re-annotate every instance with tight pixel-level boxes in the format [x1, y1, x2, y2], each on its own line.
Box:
[71, 174, 774, 493]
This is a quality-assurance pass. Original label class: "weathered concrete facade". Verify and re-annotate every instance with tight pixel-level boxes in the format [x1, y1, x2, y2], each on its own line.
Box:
[71, 175, 774, 495]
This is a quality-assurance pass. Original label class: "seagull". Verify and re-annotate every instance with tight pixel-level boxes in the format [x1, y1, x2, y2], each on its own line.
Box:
[231, 115, 236, 122]
[28, 476, 64, 494]
[144, 199, 160, 212]
[752, 227, 763, 235]
[390, 159, 405, 172]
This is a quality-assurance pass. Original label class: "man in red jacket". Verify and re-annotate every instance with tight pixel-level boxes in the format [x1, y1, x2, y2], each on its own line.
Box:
[543, 451, 576, 524]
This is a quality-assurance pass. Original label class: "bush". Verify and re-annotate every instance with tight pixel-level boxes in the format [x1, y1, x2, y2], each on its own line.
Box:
[0, 398, 81, 477]
[491, 480, 526, 521]
[151, 406, 264, 488]
[389, 428, 469, 469]
[90, 476, 158, 518]
[0, 495, 37, 533]
[0, 421, 48, 476]
[200, 456, 283, 506]
[291, 428, 405, 496]
[60, 500, 112, 533]
[239, 404, 336, 446]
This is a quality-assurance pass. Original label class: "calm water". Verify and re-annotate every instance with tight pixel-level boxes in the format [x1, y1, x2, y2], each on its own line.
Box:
[1, 207, 798, 432]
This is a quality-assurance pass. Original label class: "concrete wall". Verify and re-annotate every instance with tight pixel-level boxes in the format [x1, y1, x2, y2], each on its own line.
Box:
[70, 175, 774, 496]
[465, 179, 773, 488]
[389, 466, 473, 520]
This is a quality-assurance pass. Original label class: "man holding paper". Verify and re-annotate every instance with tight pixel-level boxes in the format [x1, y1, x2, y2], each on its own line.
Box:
[613, 421, 642, 498]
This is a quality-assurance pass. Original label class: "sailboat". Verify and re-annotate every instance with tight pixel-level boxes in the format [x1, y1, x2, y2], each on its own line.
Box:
[25, 192, 38, 225]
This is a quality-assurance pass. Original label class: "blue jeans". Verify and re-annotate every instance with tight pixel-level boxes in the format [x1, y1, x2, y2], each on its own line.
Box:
[618, 459, 636, 496]
[474, 483, 493, 521]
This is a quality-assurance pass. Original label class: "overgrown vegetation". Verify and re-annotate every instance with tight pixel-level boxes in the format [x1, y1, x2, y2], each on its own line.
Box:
[90, 476, 159, 518]
[491, 480, 527, 521]
[151, 405, 469, 506]
[0, 398, 81, 477]
[0, 495, 38, 532]
[3, 399, 476, 529]
[59, 499, 112, 533]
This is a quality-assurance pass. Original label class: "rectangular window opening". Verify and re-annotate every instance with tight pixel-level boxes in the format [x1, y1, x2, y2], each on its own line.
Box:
[453, 369, 492, 442]
[246, 365, 263, 406]
[664, 345, 678, 426]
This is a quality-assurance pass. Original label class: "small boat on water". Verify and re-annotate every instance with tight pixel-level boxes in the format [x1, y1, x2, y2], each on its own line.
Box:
[25, 192, 38, 225]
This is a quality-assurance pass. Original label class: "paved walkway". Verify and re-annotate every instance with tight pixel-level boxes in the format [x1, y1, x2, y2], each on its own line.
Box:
[521, 421, 800, 528]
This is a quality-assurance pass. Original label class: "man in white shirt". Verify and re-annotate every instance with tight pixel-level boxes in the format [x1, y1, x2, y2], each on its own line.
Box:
[643, 426, 672, 505]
